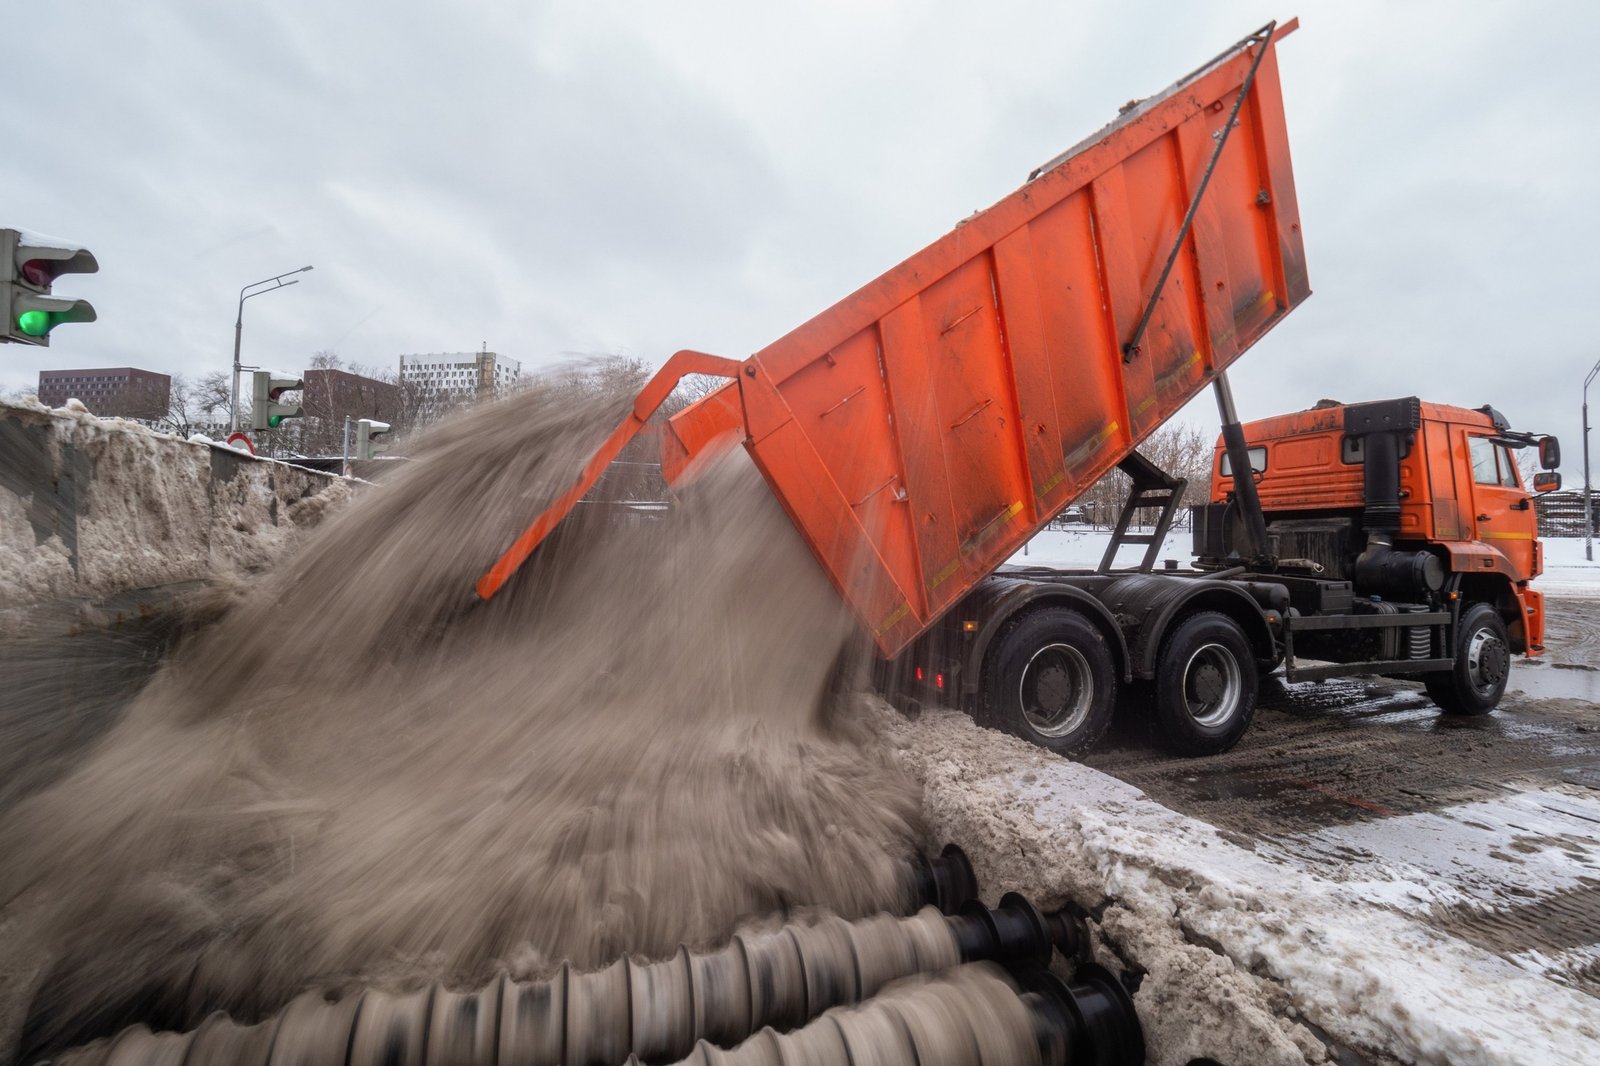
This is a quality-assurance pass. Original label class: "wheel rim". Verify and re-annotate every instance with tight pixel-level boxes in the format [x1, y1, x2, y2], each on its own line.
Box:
[1019, 643, 1094, 739]
[1182, 642, 1241, 728]
[1465, 627, 1509, 695]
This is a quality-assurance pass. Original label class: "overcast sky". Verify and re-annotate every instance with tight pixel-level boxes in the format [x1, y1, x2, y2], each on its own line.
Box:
[4, 1, 1597, 477]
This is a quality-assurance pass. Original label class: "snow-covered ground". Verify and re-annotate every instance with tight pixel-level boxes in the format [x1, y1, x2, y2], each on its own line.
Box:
[1009, 526, 1600, 598]
[1539, 536, 1600, 598]
[1006, 525, 1192, 570]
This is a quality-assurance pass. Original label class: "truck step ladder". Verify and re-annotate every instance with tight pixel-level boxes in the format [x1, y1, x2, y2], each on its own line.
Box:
[1097, 452, 1188, 574]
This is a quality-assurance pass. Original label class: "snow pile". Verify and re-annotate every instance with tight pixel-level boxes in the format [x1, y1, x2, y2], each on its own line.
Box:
[1538, 537, 1600, 598]
[0, 398, 354, 636]
[888, 705, 1600, 1065]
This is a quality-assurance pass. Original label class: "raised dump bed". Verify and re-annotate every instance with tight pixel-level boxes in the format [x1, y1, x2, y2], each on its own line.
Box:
[479, 21, 1309, 659]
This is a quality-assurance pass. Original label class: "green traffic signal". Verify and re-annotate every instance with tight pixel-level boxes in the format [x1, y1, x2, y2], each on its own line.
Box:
[268, 414, 287, 428]
[15, 306, 93, 337]
[3, 229, 99, 346]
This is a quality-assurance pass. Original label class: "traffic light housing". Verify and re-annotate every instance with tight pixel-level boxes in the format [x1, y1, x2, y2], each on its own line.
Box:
[250, 371, 303, 430]
[356, 418, 391, 460]
[2, 228, 98, 345]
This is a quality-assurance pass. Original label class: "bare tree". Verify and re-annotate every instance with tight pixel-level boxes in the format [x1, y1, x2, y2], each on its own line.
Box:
[1076, 422, 1214, 528]
[151, 374, 208, 437]
[663, 372, 730, 417]
[1514, 445, 1542, 487]
[196, 371, 234, 425]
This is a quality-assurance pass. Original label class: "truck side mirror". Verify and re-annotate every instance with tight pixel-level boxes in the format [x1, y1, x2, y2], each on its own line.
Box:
[1539, 436, 1561, 469]
[1533, 471, 1561, 493]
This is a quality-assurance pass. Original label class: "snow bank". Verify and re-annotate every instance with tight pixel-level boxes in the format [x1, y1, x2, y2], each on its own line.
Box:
[887, 705, 1600, 1066]
[1012, 526, 1600, 599]
[0, 398, 355, 636]
[1538, 537, 1600, 599]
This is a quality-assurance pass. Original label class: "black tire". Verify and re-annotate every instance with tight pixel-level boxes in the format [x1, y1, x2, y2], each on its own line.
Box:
[1152, 611, 1257, 756]
[1425, 603, 1510, 716]
[978, 607, 1117, 757]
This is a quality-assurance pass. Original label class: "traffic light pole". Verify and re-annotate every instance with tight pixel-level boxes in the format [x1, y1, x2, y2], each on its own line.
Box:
[229, 266, 313, 433]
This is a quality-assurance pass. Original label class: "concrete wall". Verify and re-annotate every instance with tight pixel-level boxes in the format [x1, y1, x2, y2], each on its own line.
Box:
[0, 398, 354, 637]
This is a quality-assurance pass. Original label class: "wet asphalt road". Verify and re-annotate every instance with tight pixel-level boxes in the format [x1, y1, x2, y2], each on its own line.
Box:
[1086, 595, 1600, 834]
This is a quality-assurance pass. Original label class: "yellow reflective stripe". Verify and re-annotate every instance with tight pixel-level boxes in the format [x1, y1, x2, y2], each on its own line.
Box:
[1480, 531, 1534, 541]
[874, 601, 910, 635]
[960, 500, 1025, 557]
[928, 558, 961, 592]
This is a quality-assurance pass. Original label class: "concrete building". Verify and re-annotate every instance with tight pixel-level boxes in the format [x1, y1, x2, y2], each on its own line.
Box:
[36, 367, 171, 419]
[398, 351, 520, 400]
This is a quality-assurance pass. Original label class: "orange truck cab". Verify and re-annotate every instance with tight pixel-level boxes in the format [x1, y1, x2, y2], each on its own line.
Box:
[1197, 397, 1561, 713]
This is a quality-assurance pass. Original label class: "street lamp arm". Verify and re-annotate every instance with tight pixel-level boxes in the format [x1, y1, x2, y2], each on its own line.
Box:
[239, 265, 314, 303]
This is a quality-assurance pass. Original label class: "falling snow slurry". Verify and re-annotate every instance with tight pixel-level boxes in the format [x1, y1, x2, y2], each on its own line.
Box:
[0, 379, 925, 1060]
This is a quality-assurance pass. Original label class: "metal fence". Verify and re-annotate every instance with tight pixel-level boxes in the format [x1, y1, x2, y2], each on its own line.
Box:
[1534, 490, 1600, 538]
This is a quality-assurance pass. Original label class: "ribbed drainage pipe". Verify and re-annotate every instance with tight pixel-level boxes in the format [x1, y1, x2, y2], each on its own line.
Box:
[44, 895, 1085, 1066]
[637, 962, 1143, 1066]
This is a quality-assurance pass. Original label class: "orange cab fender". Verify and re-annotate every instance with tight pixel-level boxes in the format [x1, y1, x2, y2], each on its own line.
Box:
[957, 576, 1133, 695]
[1101, 575, 1279, 680]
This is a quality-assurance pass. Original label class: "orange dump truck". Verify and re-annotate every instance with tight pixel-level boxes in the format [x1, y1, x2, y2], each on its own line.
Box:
[477, 21, 1560, 757]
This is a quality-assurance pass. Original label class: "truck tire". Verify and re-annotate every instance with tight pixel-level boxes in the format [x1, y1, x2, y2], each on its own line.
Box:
[979, 607, 1117, 757]
[1425, 603, 1510, 716]
[1152, 612, 1257, 756]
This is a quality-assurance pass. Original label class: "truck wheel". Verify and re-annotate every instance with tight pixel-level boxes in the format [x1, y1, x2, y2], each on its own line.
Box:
[1152, 612, 1257, 756]
[979, 607, 1117, 757]
[1425, 603, 1510, 716]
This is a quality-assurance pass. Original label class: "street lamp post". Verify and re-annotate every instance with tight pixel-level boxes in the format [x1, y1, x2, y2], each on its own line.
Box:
[1586, 358, 1600, 562]
[230, 266, 314, 433]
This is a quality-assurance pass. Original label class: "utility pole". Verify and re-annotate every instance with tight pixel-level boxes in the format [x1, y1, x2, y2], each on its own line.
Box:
[1586, 358, 1599, 561]
[342, 415, 353, 478]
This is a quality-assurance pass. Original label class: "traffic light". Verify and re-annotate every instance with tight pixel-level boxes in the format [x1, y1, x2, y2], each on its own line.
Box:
[1, 228, 98, 345]
[356, 418, 391, 460]
[250, 371, 303, 430]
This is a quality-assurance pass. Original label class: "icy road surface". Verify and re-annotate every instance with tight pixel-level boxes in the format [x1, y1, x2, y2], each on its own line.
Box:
[901, 696, 1600, 1065]
[1072, 596, 1600, 1063]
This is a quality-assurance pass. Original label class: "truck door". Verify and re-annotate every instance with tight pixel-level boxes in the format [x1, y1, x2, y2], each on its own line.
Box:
[1464, 432, 1537, 579]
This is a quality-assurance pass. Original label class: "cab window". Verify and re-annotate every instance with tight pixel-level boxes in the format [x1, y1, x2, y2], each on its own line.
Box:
[1469, 436, 1499, 485]
[1497, 445, 1521, 487]
[1469, 436, 1521, 487]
